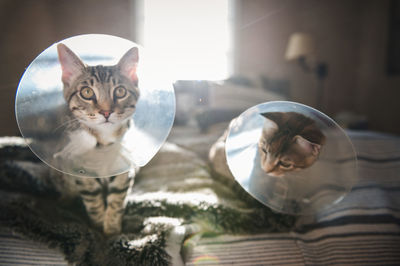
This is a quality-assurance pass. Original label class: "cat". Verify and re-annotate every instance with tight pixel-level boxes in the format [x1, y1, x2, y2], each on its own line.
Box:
[209, 111, 325, 179]
[52, 43, 140, 235]
[258, 112, 325, 177]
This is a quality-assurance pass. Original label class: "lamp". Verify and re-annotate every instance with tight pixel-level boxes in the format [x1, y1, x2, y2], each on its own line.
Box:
[285, 32, 328, 110]
[285, 33, 315, 61]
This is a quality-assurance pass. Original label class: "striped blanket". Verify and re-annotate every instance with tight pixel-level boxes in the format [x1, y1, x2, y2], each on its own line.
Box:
[0, 227, 67, 265]
[185, 130, 400, 265]
[0, 130, 399, 265]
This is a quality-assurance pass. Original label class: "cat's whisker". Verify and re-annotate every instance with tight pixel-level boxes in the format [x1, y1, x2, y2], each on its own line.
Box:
[53, 118, 80, 133]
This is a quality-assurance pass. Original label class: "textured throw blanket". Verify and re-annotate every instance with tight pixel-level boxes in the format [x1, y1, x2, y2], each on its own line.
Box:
[0, 137, 295, 265]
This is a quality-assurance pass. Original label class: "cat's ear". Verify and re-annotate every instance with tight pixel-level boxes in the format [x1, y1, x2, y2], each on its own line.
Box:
[293, 135, 321, 156]
[57, 43, 86, 86]
[261, 112, 285, 127]
[117, 47, 139, 84]
[260, 112, 278, 137]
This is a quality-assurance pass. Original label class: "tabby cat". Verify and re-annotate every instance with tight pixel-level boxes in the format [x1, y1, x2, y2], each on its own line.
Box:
[209, 111, 325, 179]
[55, 43, 140, 235]
[258, 112, 325, 176]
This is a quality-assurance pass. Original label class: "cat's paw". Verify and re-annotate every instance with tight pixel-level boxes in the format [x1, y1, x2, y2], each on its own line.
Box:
[103, 222, 121, 236]
[103, 211, 123, 235]
[165, 224, 201, 266]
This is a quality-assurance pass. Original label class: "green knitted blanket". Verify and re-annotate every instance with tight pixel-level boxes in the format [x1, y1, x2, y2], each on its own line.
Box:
[0, 137, 295, 265]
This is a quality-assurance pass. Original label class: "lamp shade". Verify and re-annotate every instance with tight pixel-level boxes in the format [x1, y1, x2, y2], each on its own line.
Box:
[285, 33, 316, 61]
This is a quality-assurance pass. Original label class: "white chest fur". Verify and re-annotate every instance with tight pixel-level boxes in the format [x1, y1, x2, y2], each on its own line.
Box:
[54, 120, 129, 166]
[91, 122, 123, 146]
[54, 129, 97, 159]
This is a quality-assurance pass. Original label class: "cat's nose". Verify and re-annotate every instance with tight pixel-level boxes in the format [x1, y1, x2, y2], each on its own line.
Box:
[100, 110, 112, 119]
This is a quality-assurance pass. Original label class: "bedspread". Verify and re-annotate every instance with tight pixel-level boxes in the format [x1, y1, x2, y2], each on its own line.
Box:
[0, 134, 294, 265]
[0, 129, 399, 265]
[185, 130, 400, 265]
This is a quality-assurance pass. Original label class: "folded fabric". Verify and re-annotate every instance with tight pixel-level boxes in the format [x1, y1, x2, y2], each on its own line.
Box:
[0, 137, 294, 265]
[187, 130, 400, 265]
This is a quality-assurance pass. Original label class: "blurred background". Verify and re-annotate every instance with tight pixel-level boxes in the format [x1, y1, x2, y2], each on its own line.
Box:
[1, 0, 399, 135]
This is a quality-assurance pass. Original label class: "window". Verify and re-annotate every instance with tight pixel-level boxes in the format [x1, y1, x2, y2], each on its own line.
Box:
[137, 0, 233, 81]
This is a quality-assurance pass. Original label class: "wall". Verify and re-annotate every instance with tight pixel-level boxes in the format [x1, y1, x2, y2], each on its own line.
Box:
[0, 0, 133, 136]
[1, 0, 399, 135]
[236, 0, 400, 134]
[356, 0, 400, 134]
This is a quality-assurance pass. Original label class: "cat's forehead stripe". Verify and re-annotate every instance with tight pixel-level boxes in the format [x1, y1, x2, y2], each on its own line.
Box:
[106, 70, 113, 83]
[89, 66, 117, 85]
[90, 67, 99, 82]
[96, 66, 106, 83]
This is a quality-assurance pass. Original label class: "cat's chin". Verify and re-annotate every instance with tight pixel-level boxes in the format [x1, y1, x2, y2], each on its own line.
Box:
[82, 118, 118, 125]
[266, 172, 285, 177]
[260, 164, 285, 177]
[100, 121, 114, 125]
[79, 120, 115, 130]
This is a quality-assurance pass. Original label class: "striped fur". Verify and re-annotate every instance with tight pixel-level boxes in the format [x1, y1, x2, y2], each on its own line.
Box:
[55, 44, 140, 235]
[209, 113, 326, 178]
[259, 112, 325, 176]
[72, 171, 134, 235]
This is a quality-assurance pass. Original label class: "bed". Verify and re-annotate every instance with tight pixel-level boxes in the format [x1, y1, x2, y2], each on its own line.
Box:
[1, 81, 399, 265]
[172, 125, 400, 265]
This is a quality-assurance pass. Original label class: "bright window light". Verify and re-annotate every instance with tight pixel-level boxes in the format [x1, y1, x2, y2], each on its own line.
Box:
[142, 0, 232, 81]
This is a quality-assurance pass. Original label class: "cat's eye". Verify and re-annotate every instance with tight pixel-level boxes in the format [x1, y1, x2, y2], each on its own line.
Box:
[114, 86, 127, 99]
[279, 161, 293, 169]
[260, 145, 269, 154]
[80, 87, 95, 100]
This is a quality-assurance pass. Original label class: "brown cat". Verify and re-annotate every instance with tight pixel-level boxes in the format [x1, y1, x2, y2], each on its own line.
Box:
[258, 112, 325, 177]
[209, 111, 326, 181]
